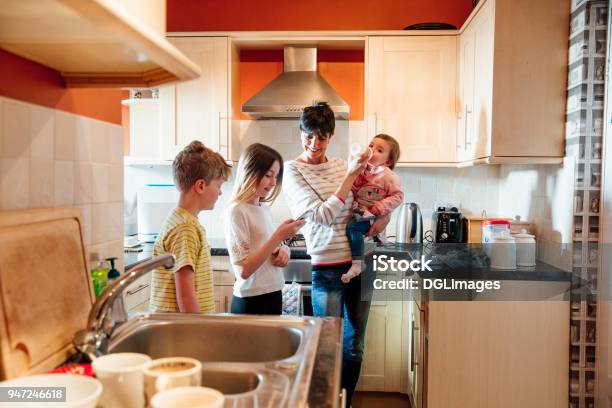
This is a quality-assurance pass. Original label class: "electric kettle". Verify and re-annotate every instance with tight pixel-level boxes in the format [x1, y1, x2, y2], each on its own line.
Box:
[396, 202, 423, 244]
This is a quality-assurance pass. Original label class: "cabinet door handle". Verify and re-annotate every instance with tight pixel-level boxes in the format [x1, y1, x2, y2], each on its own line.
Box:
[411, 319, 419, 371]
[224, 295, 229, 312]
[126, 284, 148, 296]
[465, 105, 472, 148]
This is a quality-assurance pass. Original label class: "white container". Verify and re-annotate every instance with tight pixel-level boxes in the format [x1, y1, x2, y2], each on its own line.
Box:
[482, 219, 511, 243]
[92, 352, 152, 408]
[514, 230, 536, 267]
[509, 215, 533, 234]
[0, 374, 102, 408]
[489, 232, 516, 270]
[151, 387, 225, 408]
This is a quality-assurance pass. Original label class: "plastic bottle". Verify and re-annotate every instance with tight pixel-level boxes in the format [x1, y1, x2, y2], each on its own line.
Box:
[106, 257, 120, 284]
[350, 143, 372, 160]
[90, 254, 109, 298]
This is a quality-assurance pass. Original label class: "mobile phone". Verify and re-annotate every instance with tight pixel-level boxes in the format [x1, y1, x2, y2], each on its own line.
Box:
[296, 210, 313, 221]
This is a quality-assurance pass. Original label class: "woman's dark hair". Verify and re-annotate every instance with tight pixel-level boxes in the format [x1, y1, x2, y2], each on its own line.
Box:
[299, 102, 335, 138]
[232, 143, 284, 203]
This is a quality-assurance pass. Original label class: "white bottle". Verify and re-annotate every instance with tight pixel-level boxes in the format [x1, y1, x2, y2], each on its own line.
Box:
[350, 143, 372, 160]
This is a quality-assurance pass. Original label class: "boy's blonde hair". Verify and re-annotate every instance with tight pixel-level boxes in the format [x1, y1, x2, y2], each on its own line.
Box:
[374, 134, 401, 170]
[232, 143, 284, 204]
[173, 141, 231, 192]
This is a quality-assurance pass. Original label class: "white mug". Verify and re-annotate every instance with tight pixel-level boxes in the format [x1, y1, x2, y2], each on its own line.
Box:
[92, 352, 152, 408]
[151, 386, 224, 408]
[143, 357, 202, 406]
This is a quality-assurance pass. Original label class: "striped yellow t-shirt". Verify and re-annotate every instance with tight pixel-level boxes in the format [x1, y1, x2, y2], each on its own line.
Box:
[149, 207, 214, 314]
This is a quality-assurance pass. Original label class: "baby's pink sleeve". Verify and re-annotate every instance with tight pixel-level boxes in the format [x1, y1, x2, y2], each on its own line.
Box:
[370, 171, 404, 216]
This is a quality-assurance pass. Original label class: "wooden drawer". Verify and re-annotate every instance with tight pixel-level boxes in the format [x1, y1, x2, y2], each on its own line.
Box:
[213, 269, 235, 286]
[124, 274, 151, 311]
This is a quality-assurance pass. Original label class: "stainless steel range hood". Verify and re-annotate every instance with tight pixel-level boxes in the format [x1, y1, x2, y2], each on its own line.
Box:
[241, 47, 350, 120]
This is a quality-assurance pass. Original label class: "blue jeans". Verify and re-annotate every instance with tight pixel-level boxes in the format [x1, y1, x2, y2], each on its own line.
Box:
[311, 262, 373, 407]
[347, 219, 372, 259]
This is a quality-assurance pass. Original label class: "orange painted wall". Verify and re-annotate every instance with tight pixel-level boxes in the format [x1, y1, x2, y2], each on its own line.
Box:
[0, 49, 125, 125]
[168, 0, 473, 31]
[240, 50, 365, 120]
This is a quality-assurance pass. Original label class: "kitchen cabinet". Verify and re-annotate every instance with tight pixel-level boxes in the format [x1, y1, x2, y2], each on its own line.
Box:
[366, 36, 458, 166]
[357, 289, 405, 392]
[157, 37, 237, 161]
[212, 256, 234, 313]
[407, 300, 427, 408]
[124, 274, 151, 315]
[456, 0, 567, 165]
[0, 0, 200, 87]
[423, 300, 568, 408]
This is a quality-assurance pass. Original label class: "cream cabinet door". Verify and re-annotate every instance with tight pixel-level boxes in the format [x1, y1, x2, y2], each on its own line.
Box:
[357, 299, 403, 392]
[457, 21, 476, 162]
[367, 36, 457, 164]
[471, 0, 494, 160]
[159, 37, 229, 160]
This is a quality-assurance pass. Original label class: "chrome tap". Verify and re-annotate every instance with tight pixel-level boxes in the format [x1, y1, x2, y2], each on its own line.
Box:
[73, 253, 175, 359]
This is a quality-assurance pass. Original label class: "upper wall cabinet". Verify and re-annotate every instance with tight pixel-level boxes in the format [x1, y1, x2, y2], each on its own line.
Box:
[367, 36, 458, 166]
[456, 0, 568, 165]
[0, 0, 200, 87]
[157, 37, 237, 161]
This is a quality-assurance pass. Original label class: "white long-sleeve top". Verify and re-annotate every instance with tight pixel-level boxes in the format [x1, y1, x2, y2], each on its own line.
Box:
[283, 158, 353, 265]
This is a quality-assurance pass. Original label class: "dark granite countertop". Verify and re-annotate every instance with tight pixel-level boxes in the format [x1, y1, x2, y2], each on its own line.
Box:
[307, 317, 342, 408]
[124, 240, 311, 271]
[367, 243, 586, 301]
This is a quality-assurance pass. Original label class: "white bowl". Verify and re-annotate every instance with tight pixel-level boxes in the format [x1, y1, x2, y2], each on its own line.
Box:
[151, 386, 225, 408]
[0, 374, 102, 408]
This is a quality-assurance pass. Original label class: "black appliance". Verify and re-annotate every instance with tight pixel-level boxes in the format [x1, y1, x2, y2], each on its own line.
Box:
[434, 207, 464, 243]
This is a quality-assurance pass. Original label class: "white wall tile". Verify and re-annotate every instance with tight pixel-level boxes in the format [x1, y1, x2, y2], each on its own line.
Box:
[30, 107, 54, 160]
[108, 202, 124, 241]
[91, 164, 109, 203]
[91, 121, 110, 164]
[108, 125, 124, 165]
[92, 203, 111, 244]
[74, 116, 93, 162]
[1, 100, 31, 158]
[77, 204, 92, 246]
[54, 111, 77, 161]
[74, 162, 93, 204]
[108, 164, 123, 202]
[29, 158, 54, 208]
[0, 158, 29, 210]
[54, 160, 74, 206]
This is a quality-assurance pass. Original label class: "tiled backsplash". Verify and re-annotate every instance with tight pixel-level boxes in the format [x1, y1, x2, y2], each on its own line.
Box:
[498, 159, 575, 269]
[0, 96, 124, 270]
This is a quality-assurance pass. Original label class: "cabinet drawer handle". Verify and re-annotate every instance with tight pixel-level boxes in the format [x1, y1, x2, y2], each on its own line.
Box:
[126, 284, 148, 296]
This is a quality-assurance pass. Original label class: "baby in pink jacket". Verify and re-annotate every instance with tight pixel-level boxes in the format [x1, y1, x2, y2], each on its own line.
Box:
[342, 134, 404, 283]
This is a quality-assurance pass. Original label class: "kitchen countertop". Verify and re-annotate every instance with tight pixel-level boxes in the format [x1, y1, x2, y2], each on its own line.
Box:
[307, 317, 343, 408]
[124, 239, 310, 271]
[367, 243, 586, 302]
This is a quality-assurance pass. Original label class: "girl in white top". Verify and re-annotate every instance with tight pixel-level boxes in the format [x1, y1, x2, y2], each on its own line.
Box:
[224, 143, 305, 315]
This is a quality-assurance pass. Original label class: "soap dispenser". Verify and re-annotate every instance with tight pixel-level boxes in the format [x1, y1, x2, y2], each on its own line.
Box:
[106, 257, 120, 284]
[90, 252, 109, 298]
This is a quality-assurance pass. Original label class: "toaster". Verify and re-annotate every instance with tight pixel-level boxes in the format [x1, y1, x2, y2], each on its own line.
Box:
[434, 207, 464, 243]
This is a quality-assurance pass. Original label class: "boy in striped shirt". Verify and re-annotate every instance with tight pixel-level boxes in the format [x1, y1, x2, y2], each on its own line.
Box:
[149, 141, 231, 314]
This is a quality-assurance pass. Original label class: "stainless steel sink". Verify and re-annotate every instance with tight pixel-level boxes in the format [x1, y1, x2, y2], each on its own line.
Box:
[107, 313, 321, 407]
[110, 320, 301, 362]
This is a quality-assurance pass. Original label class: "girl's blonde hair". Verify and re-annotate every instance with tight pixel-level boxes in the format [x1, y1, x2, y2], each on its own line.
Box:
[232, 143, 284, 204]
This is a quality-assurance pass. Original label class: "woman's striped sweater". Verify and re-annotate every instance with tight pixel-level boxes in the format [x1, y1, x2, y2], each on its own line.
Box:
[283, 158, 353, 265]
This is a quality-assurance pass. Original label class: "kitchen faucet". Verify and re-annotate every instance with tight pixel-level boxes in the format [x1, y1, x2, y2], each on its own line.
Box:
[73, 253, 175, 360]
